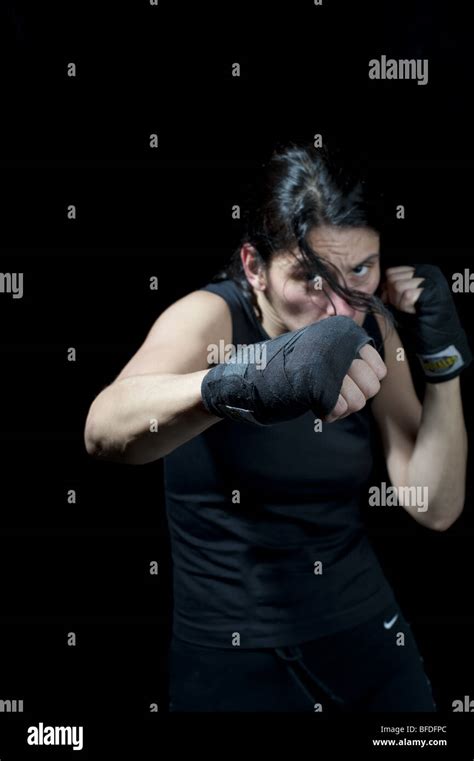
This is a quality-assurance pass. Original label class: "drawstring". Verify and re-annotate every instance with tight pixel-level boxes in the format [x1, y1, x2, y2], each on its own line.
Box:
[274, 645, 301, 662]
[282, 657, 323, 705]
[274, 645, 345, 707]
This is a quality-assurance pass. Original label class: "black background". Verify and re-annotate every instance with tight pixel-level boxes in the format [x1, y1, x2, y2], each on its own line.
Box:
[1, 0, 473, 756]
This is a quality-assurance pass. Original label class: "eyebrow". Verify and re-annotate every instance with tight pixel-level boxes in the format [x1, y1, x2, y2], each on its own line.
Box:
[292, 252, 380, 272]
[352, 253, 380, 267]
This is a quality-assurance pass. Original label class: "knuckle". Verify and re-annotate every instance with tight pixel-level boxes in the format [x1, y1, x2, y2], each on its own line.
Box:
[333, 396, 347, 416]
[359, 365, 382, 395]
[350, 393, 366, 413]
[366, 378, 380, 397]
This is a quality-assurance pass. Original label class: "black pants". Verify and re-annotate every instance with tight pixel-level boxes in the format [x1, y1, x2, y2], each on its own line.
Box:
[168, 601, 437, 712]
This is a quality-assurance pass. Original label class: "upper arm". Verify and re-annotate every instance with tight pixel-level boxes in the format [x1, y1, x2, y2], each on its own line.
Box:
[114, 289, 233, 380]
[371, 312, 423, 486]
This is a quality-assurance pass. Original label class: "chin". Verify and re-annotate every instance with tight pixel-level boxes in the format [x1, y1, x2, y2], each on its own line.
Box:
[296, 315, 327, 328]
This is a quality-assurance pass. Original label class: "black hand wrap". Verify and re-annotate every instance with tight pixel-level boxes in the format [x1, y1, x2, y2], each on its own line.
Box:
[394, 264, 472, 383]
[201, 315, 375, 425]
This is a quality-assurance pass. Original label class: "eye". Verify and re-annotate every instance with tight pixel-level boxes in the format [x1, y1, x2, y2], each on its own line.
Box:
[352, 264, 370, 277]
[293, 270, 318, 282]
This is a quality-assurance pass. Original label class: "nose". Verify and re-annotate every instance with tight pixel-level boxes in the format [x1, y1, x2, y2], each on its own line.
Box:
[318, 288, 356, 319]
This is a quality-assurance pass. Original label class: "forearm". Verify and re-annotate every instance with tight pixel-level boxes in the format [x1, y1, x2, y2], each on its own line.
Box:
[406, 377, 468, 528]
[84, 370, 220, 464]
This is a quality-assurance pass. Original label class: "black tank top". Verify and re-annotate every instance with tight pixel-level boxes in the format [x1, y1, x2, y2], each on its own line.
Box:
[163, 278, 397, 648]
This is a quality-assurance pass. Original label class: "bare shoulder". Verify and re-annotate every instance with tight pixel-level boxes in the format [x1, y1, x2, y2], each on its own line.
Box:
[115, 288, 233, 380]
[154, 288, 232, 338]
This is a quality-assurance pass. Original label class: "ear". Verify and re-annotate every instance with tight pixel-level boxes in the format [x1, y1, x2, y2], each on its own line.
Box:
[241, 243, 266, 290]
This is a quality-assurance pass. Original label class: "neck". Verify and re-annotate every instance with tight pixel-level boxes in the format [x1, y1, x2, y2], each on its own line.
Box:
[254, 288, 288, 339]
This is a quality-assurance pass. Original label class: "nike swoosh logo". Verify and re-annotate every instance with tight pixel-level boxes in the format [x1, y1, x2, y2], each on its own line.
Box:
[383, 613, 399, 629]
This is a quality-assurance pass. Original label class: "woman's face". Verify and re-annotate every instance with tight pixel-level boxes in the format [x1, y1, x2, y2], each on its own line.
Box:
[248, 225, 381, 337]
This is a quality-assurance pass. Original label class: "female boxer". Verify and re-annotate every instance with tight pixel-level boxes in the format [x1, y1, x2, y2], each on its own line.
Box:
[84, 143, 470, 712]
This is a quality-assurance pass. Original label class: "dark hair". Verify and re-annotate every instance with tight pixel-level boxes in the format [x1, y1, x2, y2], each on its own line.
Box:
[212, 141, 394, 333]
